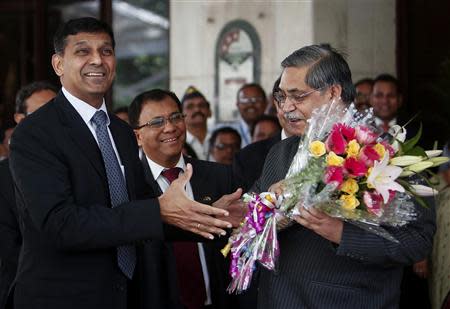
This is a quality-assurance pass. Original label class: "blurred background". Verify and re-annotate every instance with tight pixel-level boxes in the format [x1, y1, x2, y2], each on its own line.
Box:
[0, 0, 449, 145]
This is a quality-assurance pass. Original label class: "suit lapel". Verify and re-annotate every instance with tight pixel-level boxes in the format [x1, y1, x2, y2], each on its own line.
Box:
[56, 92, 107, 180]
[141, 156, 162, 195]
[109, 117, 136, 198]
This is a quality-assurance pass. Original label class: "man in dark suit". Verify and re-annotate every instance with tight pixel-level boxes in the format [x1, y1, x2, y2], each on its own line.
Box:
[129, 89, 242, 309]
[8, 17, 231, 309]
[252, 44, 436, 308]
[0, 81, 57, 309]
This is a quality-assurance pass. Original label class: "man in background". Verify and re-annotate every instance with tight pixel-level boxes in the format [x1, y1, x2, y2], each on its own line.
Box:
[0, 81, 57, 309]
[208, 127, 241, 165]
[234, 83, 267, 147]
[354, 78, 373, 112]
[181, 86, 212, 160]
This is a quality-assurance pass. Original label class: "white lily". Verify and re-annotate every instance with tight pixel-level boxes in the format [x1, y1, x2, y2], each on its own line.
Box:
[405, 161, 433, 173]
[389, 125, 407, 152]
[429, 156, 450, 167]
[367, 153, 405, 203]
[425, 150, 443, 158]
[390, 155, 424, 166]
[410, 184, 438, 197]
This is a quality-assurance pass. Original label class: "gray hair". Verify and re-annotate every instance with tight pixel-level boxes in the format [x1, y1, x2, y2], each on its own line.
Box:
[281, 44, 355, 104]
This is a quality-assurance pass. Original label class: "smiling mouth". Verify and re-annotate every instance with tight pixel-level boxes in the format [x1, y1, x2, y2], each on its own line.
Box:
[85, 72, 106, 77]
[162, 137, 179, 143]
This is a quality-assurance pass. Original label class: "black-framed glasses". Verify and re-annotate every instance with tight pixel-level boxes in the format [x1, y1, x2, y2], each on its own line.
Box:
[273, 87, 325, 108]
[135, 112, 185, 130]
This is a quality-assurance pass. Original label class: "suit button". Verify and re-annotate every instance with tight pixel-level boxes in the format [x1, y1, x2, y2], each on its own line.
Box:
[116, 284, 126, 292]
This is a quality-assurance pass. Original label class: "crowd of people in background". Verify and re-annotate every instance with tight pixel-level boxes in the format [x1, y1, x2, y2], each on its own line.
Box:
[0, 16, 449, 309]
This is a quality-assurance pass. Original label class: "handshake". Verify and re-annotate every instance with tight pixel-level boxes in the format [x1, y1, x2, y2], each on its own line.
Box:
[158, 163, 246, 239]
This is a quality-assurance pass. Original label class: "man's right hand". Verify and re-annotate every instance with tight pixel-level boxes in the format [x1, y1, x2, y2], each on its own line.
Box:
[158, 163, 232, 239]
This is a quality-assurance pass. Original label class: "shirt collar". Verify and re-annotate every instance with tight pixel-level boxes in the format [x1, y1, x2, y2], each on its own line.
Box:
[146, 154, 185, 179]
[281, 129, 288, 140]
[62, 87, 109, 126]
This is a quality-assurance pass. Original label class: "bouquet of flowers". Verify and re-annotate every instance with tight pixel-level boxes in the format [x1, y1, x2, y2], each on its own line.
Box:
[222, 99, 449, 293]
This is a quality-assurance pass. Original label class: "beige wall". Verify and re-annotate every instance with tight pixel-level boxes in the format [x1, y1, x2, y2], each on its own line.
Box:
[170, 0, 396, 121]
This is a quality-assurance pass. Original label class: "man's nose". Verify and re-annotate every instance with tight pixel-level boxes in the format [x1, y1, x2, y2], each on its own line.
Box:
[90, 51, 102, 65]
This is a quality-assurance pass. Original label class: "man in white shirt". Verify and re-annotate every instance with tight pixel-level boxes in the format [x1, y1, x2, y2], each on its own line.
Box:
[370, 74, 403, 132]
[181, 86, 211, 160]
[8, 17, 231, 309]
[130, 88, 242, 309]
[234, 83, 267, 147]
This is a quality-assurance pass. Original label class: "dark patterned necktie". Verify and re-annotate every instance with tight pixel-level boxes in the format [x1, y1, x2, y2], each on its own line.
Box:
[161, 167, 207, 309]
[91, 110, 136, 279]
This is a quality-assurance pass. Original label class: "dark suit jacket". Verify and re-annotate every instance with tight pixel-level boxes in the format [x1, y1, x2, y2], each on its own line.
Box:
[9, 91, 164, 309]
[253, 136, 436, 309]
[138, 156, 237, 309]
[0, 159, 21, 309]
[233, 133, 281, 192]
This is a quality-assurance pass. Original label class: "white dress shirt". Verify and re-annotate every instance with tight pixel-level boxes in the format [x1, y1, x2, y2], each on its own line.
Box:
[145, 155, 212, 305]
[62, 87, 125, 176]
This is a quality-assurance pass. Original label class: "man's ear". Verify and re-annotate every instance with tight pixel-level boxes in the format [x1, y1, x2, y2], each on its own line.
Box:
[14, 113, 25, 125]
[329, 84, 343, 100]
[134, 129, 143, 147]
[51, 54, 64, 77]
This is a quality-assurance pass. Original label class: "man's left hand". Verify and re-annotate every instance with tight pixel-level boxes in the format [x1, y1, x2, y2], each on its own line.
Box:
[293, 206, 343, 244]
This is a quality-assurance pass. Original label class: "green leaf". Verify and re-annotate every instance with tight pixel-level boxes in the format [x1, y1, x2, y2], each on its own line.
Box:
[401, 123, 423, 153]
[404, 145, 427, 157]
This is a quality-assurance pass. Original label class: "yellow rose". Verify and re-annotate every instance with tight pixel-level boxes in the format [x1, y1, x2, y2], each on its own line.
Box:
[373, 143, 386, 158]
[326, 151, 345, 166]
[346, 139, 361, 157]
[339, 194, 360, 210]
[309, 141, 326, 157]
[340, 178, 359, 195]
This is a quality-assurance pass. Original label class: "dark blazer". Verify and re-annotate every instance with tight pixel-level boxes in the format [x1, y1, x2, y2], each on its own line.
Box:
[0, 159, 21, 309]
[253, 136, 436, 309]
[233, 133, 281, 192]
[138, 156, 237, 309]
[9, 91, 164, 309]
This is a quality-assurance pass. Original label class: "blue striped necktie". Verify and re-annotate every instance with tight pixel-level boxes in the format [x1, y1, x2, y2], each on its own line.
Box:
[91, 110, 136, 279]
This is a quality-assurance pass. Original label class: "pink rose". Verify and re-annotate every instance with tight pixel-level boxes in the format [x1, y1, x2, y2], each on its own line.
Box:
[344, 157, 368, 177]
[337, 123, 356, 141]
[355, 125, 378, 145]
[324, 166, 344, 186]
[326, 128, 347, 155]
[380, 141, 396, 158]
[359, 145, 381, 167]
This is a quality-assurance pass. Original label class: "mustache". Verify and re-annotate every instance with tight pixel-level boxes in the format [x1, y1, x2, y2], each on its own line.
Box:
[191, 111, 206, 118]
[284, 112, 306, 121]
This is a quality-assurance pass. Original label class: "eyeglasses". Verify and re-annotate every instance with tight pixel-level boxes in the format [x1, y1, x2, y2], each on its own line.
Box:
[238, 97, 265, 105]
[135, 112, 185, 130]
[273, 87, 324, 108]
